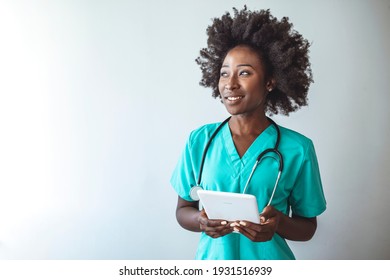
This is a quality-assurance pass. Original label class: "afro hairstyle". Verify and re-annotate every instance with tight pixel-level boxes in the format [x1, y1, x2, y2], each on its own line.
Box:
[196, 7, 313, 115]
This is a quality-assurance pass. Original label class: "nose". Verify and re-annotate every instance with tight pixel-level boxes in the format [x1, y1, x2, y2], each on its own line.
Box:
[225, 75, 239, 91]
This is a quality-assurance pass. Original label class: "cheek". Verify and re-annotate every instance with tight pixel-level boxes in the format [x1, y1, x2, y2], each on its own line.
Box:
[250, 82, 267, 98]
[218, 79, 224, 94]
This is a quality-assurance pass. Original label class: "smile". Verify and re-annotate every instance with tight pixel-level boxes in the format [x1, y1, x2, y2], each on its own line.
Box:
[226, 96, 243, 101]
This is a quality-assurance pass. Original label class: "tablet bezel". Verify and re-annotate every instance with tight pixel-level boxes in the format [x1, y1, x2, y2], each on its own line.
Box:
[197, 190, 260, 224]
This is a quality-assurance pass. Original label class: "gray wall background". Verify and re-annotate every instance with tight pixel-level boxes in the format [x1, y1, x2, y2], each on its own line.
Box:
[0, 0, 389, 259]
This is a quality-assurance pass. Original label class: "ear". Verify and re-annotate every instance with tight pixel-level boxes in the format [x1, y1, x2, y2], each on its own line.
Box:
[266, 78, 276, 92]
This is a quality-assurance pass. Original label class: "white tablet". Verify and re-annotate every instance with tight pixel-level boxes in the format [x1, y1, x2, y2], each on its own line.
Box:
[197, 190, 260, 224]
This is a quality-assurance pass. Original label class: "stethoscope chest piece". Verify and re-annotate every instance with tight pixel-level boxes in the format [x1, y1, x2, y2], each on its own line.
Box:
[190, 185, 203, 201]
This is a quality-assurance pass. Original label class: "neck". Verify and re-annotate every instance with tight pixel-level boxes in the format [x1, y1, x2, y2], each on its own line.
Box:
[229, 113, 270, 136]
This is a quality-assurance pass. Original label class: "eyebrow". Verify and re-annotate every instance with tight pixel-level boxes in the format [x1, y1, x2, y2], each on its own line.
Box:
[221, 63, 255, 68]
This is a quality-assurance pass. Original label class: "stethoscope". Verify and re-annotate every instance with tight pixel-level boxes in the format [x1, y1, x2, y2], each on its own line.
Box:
[189, 117, 284, 207]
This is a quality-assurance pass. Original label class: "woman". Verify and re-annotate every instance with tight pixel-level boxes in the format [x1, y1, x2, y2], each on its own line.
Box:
[170, 7, 326, 260]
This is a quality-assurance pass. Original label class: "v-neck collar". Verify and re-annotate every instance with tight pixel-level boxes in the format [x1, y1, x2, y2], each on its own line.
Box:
[221, 122, 277, 169]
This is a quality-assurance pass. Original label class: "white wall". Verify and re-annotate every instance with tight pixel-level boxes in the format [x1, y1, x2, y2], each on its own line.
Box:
[0, 0, 389, 259]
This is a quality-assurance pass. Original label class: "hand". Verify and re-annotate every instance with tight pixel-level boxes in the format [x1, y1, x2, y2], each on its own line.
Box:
[230, 205, 281, 242]
[198, 209, 234, 238]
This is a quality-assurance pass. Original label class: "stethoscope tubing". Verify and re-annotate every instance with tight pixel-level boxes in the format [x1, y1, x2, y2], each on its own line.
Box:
[194, 117, 284, 206]
[197, 116, 231, 186]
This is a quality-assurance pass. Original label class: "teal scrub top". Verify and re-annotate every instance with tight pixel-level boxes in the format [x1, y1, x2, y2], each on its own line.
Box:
[170, 121, 326, 260]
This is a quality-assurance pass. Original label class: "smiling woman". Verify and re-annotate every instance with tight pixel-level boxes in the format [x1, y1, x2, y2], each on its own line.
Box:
[218, 45, 272, 123]
[0, 0, 389, 262]
[170, 6, 326, 260]
[196, 8, 313, 116]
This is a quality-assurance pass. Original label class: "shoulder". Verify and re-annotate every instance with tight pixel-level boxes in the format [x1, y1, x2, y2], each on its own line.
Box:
[187, 122, 221, 148]
[278, 126, 315, 154]
[279, 126, 312, 145]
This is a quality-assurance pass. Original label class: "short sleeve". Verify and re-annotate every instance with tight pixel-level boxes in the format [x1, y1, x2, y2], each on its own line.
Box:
[289, 141, 326, 217]
[170, 133, 197, 202]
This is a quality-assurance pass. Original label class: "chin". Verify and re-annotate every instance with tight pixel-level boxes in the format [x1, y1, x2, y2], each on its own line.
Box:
[223, 107, 241, 116]
[226, 110, 247, 117]
[222, 104, 240, 115]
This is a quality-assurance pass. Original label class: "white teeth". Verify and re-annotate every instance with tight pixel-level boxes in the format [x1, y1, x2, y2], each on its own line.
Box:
[227, 96, 242, 101]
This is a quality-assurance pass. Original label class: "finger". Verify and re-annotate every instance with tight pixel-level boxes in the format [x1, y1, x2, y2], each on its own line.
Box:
[229, 224, 259, 241]
[260, 205, 277, 223]
[201, 219, 229, 228]
[228, 221, 255, 239]
[199, 211, 228, 227]
[201, 220, 231, 232]
[237, 223, 260, 240]
[219, 227, 234, 236]
[204, 230, 221, 238]
[203, 223, 232, 233]
[201, 224, 225, 232]
[236, 221, 274, 242]
[204, 225, 233, 238]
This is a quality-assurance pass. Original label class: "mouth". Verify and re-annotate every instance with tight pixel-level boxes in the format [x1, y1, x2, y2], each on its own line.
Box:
[224, 95, 244, 103]
[227, 96, 243, 101]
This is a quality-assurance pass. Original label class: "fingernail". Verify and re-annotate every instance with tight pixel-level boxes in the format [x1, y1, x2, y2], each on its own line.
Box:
[230, 222, 239, 227]
[260, 217, 266, 224]
[233, 227, 240, 232]
[221, 221, 227, 225]
[239, 221, 247, 226]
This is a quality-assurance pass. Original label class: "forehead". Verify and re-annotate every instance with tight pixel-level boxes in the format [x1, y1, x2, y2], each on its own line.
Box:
[222, 45, 262, 66]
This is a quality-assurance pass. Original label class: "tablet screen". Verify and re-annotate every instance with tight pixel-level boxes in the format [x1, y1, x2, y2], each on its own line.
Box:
[197, 190, 260, 223]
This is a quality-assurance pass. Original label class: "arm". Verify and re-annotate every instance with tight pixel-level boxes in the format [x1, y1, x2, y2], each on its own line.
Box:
[176, 196, 233, 237]
[236, 140, 324, 242]
[274, 209, 317, 241]
[176, 196, 202, 232]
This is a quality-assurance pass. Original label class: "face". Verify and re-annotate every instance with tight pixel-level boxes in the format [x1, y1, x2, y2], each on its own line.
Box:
[218, 45, 272, 117]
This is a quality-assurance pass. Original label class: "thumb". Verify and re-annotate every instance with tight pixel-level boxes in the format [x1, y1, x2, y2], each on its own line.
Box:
[259, 205, 274, 224]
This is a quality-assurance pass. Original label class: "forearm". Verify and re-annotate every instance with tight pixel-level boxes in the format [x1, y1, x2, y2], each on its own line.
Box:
[176, 196, 202, 232]
[276, 213, 317, 241]
[176, 206, 202, 232]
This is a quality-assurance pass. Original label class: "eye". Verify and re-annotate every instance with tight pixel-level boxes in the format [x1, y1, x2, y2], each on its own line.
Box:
[220, 71, 228, 78]
[239, 70, 250, 76]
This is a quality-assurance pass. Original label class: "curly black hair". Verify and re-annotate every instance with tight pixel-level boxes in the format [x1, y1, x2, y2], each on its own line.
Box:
[196, 7, 313, 115]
